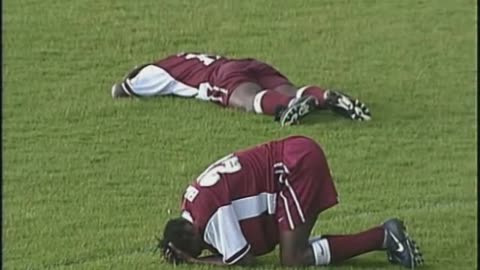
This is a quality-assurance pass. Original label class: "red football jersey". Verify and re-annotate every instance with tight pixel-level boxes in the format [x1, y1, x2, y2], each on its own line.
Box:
[180, 140, 285, 264]
[154, 52, 229, 88]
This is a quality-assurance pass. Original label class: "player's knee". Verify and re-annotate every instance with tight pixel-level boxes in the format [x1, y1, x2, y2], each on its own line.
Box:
[228, 97, 255, 112]
[229, 83, 262, 112]
[228, 91, 257, 112]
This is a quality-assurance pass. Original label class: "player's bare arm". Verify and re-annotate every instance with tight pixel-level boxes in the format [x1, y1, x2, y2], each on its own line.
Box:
[111, 52, 371, 126]
[167, 243, 256, 266]
[159, 217, 256, 266]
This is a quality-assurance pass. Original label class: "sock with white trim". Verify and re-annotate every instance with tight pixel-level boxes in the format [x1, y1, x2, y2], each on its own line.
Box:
[322, 226, 385, 264]
[253, 90, 295, 115]
[297, 85, 328, 108]
[310, 237, 332, 265]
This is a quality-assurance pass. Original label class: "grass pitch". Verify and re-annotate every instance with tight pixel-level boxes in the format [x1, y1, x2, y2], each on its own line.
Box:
[3, 0, 477, 269]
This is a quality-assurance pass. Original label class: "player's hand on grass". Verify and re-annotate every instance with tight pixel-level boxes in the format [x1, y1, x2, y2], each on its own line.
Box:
[165, 242, 196, 264]
[162, 242, 185, 264]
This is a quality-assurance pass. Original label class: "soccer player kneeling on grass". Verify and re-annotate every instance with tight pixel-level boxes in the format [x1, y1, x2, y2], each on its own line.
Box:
[157, 136, 423, 268]
[112, 53, 371, 126]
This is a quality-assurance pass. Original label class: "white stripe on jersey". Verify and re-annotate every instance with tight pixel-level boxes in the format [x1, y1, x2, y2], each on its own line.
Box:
[203, 192, 277, 264]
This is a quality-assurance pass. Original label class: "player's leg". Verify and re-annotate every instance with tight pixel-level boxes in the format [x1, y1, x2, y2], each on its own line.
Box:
[246, 58, 372, 121]
[250, 61, 330, 110]
[280, 219, 424, 268]
[227, 83, 316, 126]
[309, 226, 386, 265]
[277, 136, 423, 268]
[235, 60, 316, 125]
[251, 61, 366, 121]
[299, 86, 372, 121]
[271, 84, 297, 97]
[307, 218, 423, 268]
[216, 60, 292, 113]
[278, 215, 317, 266]
[275, 135, 338, 266]
[273, 85, 328, 108]
[213, 61, 282, 113]
[274, 84, 372, 121]
[279, 215, 388, 267]
[214, 60, 316, 125]
[227, 82, 272, 112]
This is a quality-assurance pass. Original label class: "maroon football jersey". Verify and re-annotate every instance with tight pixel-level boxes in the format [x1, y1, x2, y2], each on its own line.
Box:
[180, 139, 285, 264]
[154, 52, 229, 88]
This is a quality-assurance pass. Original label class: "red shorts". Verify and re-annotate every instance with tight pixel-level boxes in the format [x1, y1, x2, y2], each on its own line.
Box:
[211, 59, 292, 106]
[275, 136, 339, 231]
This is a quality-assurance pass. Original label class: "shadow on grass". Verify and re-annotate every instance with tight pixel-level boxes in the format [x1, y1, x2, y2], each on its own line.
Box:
[224, 257, 429, 270]
[300, 111, 351, 126]
[335, 257, 431, 270]
[335, 257, 392, 269]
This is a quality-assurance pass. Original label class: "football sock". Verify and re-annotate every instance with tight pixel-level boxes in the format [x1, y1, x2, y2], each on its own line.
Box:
[253, 90, 295, 115]
[297, 86, 328, 108]
[309, 237, 332, 265]
[323, 226, 386, 263]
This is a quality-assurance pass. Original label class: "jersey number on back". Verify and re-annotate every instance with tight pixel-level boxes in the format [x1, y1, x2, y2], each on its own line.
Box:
[184, 53, 220, 66]
[196, 154, 242, 187]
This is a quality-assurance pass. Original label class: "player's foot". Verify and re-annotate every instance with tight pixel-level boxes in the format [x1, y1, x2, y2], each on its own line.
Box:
[276, 96, 316, 126]
[383, 218, 424, 269]
[111, 83, 129, 98]
[325, 90, 371, 121]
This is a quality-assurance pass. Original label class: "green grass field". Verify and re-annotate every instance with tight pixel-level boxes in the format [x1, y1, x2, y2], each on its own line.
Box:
[4, 0, 477, 269]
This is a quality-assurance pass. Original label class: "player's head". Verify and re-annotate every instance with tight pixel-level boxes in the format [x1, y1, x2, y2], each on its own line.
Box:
[158, 217, 203, 261]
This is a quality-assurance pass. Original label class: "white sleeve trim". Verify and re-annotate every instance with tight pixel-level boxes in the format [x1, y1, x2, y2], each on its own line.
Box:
[225, 243, 251, 265]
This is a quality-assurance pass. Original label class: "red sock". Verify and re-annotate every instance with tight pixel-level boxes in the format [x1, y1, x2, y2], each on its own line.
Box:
[253, 90, 294, 115]
[325, 226, 385, 263]
[297, 86, 328, 108]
